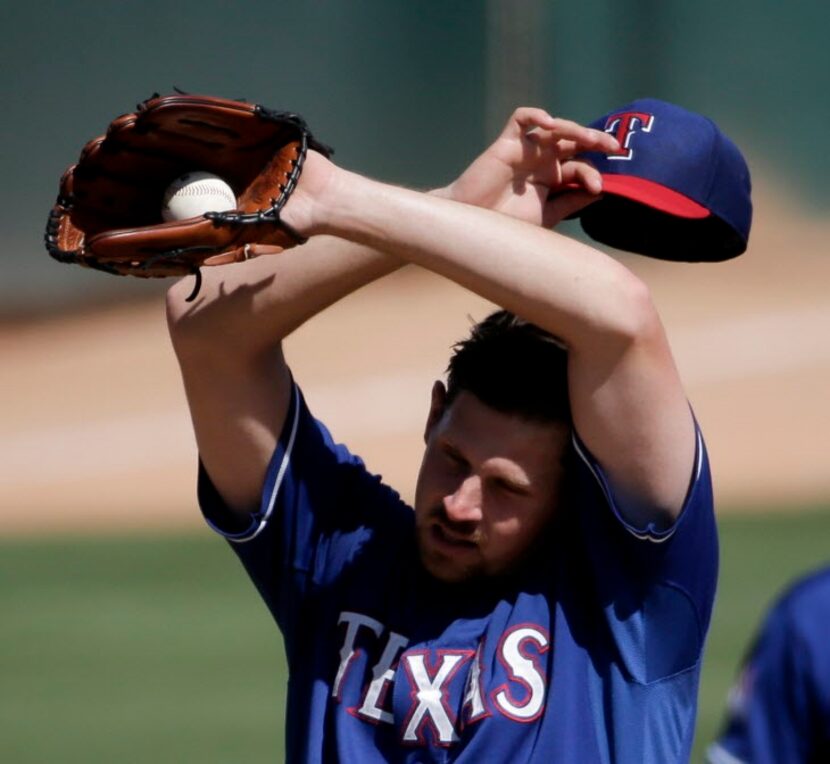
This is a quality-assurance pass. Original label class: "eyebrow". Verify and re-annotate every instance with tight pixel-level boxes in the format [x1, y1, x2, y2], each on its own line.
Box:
[440, 441, 467, 460]
[440, 440, 534, 494]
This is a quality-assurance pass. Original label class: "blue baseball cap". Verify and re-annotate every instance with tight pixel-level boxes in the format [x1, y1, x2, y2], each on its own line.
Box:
[575, 98, 752, 261]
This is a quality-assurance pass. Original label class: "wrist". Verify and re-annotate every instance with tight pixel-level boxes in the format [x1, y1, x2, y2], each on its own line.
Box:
[428, 184, 454, 200]
[280, 150, 346, 238]
[311, 170, 387, 243]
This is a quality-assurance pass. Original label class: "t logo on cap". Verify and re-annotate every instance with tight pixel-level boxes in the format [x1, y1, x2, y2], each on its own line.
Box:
[573, 97, 753, 261]
[604, 112, 655, 161]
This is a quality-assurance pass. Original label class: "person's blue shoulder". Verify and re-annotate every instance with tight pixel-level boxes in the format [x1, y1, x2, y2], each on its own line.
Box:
[771, 565, 830, 642]
[571, 423, 712, 544]
[779, 565, 830, 608]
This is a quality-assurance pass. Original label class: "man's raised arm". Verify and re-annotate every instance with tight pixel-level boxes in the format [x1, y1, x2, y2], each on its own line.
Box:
[279, 127, 695, 526]
[166, 109, 618, 516]
[166, 237, 402, 514]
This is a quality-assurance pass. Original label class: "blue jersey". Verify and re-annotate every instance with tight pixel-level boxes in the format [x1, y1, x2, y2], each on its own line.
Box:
[707, 566, 830, 764]
[199, 384, 718, 763]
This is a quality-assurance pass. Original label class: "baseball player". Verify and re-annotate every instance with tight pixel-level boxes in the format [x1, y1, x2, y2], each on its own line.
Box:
[707, 565, 830, 763]
[165, 108, 718, 762]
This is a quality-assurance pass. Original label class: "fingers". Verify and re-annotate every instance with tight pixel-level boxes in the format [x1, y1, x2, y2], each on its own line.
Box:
[554, 124, 619, 157]
[506, 108, 619, 157]
[544, 158, 605, 228]
[203, 243, 284, 267]
[534, 123, 619, 158]
[202, 249, 243, 267]
[559, 159, 603, 195]
[501, 107, 561, 138]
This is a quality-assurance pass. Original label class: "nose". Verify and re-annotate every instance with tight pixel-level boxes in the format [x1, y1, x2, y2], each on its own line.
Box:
[443, 476, 483, 524]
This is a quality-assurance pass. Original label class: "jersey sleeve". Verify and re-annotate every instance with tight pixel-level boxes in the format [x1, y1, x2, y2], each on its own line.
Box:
[568, 420, 719, 683]
[197, 382, 413, 643]
[707, 569, 830, 764]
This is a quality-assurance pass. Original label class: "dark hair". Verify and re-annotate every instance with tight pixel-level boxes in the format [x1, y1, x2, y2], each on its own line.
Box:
[445, 310, 571, 424]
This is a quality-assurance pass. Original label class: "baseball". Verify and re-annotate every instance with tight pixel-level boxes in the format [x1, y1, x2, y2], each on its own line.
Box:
[161, 171, 237, 222]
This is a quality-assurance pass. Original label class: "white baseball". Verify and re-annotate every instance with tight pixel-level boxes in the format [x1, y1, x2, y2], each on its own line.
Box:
[161, 171, 237, 222]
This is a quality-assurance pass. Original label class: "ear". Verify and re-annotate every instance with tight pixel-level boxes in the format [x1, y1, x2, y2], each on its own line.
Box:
[424, 381, 447, 443]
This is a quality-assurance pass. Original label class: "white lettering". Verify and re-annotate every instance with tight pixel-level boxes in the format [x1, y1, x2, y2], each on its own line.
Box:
[402, 651, 471, 744]
[493, 626, 549, 721]
[357, 631, 409, 724]
[332, 611, 383, 700]
[461, 642, 487, 724]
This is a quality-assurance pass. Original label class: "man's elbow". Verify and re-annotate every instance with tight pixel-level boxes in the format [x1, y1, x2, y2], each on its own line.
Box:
[620, 273, 662, 341]
[165, 278, 210, 359]
[592, 268, 663, 347]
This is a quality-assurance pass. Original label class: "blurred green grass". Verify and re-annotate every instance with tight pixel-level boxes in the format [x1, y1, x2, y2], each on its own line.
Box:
[0, 534, 287, 763]
[2, 508, 828, 762]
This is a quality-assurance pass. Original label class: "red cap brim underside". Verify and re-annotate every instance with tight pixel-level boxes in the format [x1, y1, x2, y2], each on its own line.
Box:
[599, 175, 710, 219]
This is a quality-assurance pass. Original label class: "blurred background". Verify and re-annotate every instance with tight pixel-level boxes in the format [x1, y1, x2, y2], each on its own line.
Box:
[2, 1, 829, 761]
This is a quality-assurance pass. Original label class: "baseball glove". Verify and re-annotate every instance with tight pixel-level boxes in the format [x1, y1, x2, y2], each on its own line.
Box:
[45, 92, 331, 298]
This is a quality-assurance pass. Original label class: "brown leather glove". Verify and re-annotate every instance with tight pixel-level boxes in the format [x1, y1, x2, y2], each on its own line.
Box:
[45, 92, 331, 297]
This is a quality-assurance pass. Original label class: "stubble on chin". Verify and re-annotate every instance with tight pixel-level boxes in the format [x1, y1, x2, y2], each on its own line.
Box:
[415, 521, 484, 584]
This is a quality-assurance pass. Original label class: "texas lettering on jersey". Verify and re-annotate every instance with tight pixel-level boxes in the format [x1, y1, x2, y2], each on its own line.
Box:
[332, 611, 550, 746]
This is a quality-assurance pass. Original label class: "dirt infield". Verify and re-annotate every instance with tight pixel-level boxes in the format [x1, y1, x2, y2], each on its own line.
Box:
[3, 178, 829, 535]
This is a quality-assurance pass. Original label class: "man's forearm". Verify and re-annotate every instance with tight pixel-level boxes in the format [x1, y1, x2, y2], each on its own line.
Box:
[305, 169, 644, 351]
[167, 235, 404, 360]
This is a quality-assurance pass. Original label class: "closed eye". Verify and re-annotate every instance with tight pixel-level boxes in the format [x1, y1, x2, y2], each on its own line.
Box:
[491, 477, 531, 497]
[441, 444, 468, 468]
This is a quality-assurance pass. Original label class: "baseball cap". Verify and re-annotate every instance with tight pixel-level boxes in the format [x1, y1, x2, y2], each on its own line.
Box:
[574, 98, 752, 261]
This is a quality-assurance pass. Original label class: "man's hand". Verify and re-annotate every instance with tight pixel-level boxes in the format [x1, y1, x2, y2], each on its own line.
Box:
[438, 108, 620, 228]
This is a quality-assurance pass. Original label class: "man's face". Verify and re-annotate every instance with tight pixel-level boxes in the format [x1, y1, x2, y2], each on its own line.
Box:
[413, 384, 570, 584]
